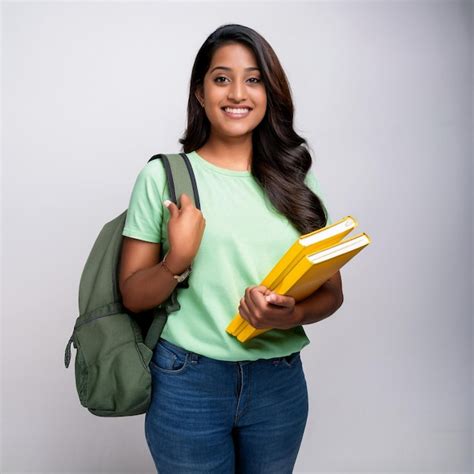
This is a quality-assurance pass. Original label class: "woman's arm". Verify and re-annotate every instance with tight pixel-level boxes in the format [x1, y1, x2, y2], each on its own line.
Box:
[291, 270, 344, 326]
[119, 237, 190, 314]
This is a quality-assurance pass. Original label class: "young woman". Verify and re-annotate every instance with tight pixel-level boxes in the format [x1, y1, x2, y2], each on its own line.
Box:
[119, 23, 343, 474]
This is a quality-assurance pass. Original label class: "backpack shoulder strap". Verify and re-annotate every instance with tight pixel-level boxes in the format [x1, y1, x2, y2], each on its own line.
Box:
[148, 153, 201, 210]
[144, 152, 200, 351]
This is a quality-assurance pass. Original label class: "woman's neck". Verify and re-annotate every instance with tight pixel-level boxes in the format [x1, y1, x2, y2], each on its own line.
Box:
[196, 139, 253, 172]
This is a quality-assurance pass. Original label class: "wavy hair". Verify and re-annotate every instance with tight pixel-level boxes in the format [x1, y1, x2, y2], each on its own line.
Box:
[179, 23, 328, 233]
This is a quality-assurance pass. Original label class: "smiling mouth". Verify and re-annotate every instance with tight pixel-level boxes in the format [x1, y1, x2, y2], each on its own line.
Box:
[221, 107, 252, 118]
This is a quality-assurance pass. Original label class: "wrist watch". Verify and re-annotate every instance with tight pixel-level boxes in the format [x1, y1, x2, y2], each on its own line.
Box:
[161, 252, 192, 283]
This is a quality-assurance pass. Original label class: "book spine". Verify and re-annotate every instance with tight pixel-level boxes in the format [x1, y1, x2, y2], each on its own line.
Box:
[225, 314, 247, 335]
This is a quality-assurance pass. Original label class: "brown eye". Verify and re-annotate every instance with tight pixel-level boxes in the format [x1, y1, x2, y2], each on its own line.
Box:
[214, 76, 229, 83]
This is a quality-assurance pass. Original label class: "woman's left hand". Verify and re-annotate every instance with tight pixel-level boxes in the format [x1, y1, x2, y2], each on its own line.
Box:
[238, 285, 298, 331]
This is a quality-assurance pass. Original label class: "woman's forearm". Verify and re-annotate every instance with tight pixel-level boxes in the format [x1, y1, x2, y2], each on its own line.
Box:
[121, 252, 189, 314]
[292, 282, 343, 326]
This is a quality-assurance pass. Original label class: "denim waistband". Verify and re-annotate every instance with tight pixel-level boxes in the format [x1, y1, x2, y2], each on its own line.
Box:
[157, 337, 298, 365]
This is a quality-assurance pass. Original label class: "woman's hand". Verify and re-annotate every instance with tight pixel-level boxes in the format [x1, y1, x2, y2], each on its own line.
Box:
[164, 193, 206, 268]
[238, 285, 299, 331]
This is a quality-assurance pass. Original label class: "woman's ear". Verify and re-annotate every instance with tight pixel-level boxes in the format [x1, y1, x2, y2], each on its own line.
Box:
[195, 87, 204, 107]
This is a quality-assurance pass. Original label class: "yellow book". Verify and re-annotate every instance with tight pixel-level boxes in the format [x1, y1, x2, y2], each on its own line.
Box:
[225, 215, 360, 337]
[236, 231, 371, 342]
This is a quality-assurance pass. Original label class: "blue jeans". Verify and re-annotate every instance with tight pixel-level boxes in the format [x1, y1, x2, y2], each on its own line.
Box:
[144, 337, 309, 474]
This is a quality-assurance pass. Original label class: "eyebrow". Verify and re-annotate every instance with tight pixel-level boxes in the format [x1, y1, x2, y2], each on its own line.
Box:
[210, 66, 261, 73]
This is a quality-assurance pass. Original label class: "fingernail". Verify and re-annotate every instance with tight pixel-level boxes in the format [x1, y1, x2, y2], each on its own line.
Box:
[164, 200, 171, 207]
[266, 294, 275, 302]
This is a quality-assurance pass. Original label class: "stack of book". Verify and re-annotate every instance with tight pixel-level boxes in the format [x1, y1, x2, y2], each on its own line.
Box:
[226, 215, 371, 342]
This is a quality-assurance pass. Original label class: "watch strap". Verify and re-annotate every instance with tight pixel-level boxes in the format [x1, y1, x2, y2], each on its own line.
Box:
[161, 252, 191, 281]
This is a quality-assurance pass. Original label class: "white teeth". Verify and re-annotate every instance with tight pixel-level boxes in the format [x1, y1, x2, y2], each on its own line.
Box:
[224, 107, 250, 114]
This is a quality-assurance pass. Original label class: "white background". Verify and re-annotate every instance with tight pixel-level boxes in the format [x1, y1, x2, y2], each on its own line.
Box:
[2, 1, 472, 473]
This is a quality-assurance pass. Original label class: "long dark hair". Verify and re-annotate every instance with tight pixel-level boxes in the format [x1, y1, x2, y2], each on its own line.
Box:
[179, 23, 329, 233]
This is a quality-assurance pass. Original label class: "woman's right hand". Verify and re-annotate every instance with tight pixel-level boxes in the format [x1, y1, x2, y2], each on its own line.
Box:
[164, 193, 206, 268]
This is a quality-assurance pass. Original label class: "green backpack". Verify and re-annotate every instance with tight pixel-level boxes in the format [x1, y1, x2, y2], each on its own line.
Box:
[64, 152, 201, 417]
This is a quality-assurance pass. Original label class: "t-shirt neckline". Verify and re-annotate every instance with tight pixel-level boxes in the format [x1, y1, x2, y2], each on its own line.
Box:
[187, 150, 252, 177]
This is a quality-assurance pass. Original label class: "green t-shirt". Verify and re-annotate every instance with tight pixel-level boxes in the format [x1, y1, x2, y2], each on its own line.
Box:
[122, 150, 333, 361]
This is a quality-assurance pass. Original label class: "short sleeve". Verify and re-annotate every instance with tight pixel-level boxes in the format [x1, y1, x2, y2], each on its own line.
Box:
[304, 169, 333, 225]
[122, 160, 167, 243]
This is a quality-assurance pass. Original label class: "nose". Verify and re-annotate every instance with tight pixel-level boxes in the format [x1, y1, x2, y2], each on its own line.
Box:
[228, 81, 246, 102]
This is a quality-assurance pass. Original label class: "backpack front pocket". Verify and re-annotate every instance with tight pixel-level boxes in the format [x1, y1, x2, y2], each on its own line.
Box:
[71, 312, 153, 416]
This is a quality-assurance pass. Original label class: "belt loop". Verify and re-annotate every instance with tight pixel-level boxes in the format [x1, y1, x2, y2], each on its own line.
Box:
[189, 352, 199, 364]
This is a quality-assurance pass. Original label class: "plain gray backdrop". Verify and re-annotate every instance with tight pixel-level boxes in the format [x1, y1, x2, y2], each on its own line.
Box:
[2, 1, 472, 473]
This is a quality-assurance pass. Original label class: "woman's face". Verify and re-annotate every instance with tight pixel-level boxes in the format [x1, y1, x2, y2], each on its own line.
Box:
[196, 43, 267, 139]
